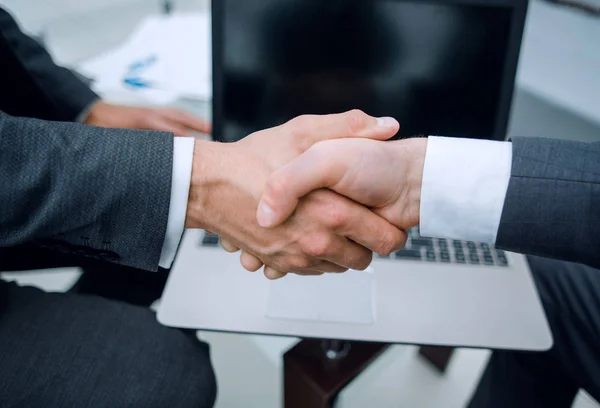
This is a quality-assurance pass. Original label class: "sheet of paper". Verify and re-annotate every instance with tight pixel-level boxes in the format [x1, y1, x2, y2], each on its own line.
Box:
[144, 14, 212, 98]
[77, 12, 212, 102]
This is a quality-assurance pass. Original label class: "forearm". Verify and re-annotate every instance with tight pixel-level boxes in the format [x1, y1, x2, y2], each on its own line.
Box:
[496, 137, 600, 268]
[417, 136, 600, 268]
[0, 112, 173, 271]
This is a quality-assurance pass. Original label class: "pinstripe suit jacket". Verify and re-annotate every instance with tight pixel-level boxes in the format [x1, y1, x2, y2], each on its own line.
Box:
[497, 137, 600, 269]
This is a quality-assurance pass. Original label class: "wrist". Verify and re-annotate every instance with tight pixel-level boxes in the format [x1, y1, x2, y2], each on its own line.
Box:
[185, 139, 230, 229]
[83, 100, 111, 126]
[396, 137, 427, 228]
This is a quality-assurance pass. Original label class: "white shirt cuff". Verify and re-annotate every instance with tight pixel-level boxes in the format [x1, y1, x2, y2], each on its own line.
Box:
[159, 137, 195, 268]
[419, 136, 512, 243]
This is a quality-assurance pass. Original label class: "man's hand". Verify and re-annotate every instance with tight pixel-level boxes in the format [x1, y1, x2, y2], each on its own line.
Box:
[258, 137, 428, 229]
[233, 137, 428, 278]
[184, 110, 408, 279]
[84, 101, 211, 135]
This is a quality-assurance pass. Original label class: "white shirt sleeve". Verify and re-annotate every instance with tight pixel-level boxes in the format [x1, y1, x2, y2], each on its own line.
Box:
[158, 137, 195, 268]
[418, 136, 512, 244]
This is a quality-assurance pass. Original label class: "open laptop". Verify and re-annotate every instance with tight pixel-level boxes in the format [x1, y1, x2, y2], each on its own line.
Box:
[158, 0, 553, 350]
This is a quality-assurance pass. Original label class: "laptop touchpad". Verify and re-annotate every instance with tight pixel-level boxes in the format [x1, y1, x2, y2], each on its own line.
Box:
[266, 269, 375, 325]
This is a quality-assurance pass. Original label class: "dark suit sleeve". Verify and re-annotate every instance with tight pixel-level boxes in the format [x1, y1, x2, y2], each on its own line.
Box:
[0, 111, 174, 271]
[0, 7, 98, 121]
[496, 137, 600, 269]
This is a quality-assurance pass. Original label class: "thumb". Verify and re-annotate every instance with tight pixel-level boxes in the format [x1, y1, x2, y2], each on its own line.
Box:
[288, 110, 399, 150]
[257, 145, 347, 228]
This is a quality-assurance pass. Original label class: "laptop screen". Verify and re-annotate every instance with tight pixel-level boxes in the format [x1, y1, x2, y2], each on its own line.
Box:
[213, 0, 524, 143]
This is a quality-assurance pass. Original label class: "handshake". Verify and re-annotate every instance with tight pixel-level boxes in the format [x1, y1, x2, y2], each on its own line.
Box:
[184, 110, 428, 279]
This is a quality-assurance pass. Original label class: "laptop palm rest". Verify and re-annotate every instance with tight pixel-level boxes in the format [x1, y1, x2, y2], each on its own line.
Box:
[266, 269, 375, 325]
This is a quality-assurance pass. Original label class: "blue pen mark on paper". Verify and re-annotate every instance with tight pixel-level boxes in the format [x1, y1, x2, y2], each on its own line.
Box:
[123, 54, 157, 89]
[128, 55, 157, 73]
[123, 77, 153, 88]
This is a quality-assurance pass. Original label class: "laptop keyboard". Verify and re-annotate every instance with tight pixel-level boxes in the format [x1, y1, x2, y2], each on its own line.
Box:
[380, 228, 509, 267]
[200, 228, 509, 267]
[201, 233, 221, 246]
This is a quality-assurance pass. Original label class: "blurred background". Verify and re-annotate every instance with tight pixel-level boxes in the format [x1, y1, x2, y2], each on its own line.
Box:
[0, 0, 598, 406]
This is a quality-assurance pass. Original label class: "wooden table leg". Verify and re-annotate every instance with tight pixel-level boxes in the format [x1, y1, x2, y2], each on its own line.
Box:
[283, 339, 389, 408]
[418, 346, 456, 374]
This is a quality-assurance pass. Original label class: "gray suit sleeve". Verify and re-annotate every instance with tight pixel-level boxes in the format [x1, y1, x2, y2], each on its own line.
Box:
[496, 137, 600, 269]
[0, 111, 174, 271]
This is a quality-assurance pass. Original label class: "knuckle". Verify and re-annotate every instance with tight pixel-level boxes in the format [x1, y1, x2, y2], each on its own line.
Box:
[288, 114, 311, 133]
[377, 230, 403, 256]
[308, 192, 351, 229]
[290, 256, 314, 271]
[345, 109, 367, 134]
[303, 233, 334, 258]
[265, 174, 289, 201]
[288, 115, 315, 151]
[352, 251, 373, 271]
[325, 205, 350, 230]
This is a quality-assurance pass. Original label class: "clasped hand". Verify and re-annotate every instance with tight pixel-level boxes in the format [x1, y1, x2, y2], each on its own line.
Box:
[184, 110, 414, 279]
[235, 132, 428, 278]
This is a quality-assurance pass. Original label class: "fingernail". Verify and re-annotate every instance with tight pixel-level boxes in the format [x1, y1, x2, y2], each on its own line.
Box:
[377, 117, 398, 128]
[257, 200, 275, 227]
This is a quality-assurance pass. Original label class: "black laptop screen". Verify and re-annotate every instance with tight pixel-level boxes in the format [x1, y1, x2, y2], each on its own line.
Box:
[216, 0, 515, 142]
